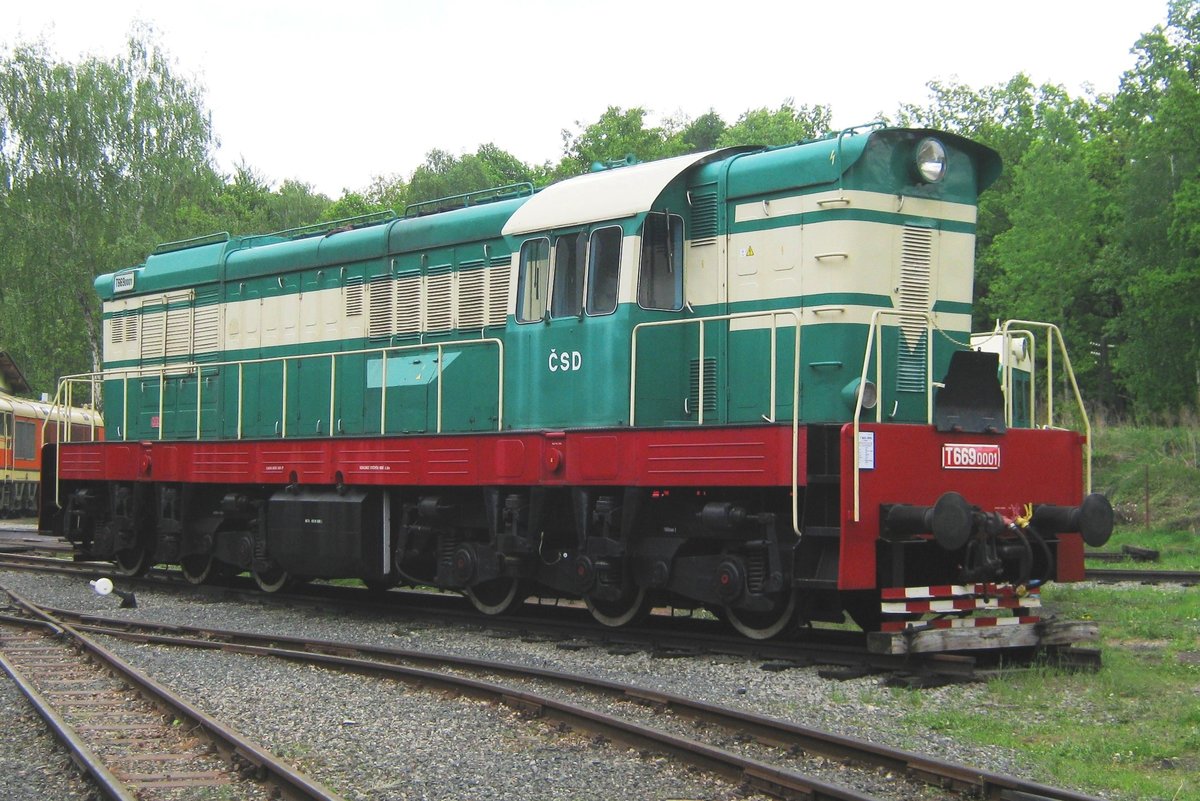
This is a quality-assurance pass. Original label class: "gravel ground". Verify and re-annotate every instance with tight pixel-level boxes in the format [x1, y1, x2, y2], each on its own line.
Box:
[0, 674, 100, 801]
[0, 568, 1074, 800]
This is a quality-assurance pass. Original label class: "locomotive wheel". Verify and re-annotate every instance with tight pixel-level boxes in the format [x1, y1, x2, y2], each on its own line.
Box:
[113, 547, 152, 577]
[724, 590, 797, 640]
[585, 586, 650, 628]
[180, 554, 216, 585]
[465, 578, 527, 615]
[252, 564, 292, 593]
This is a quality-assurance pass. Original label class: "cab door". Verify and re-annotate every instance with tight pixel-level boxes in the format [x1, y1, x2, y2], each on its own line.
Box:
[725, 196, 802, 424]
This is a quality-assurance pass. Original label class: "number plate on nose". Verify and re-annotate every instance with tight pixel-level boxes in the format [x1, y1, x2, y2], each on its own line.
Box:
[942, 443, 1001, 469]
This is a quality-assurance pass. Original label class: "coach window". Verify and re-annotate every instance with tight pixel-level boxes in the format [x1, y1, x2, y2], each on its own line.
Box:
[14, 420, 35, 461]
[0, 411, 10, 446]
[638, 212, 684, 310]
[516, 237, 551, 322]
[551, 232, 586, 318]
[586, 226, 622, 315]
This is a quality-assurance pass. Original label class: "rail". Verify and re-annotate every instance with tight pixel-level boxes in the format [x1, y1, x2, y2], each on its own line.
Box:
[29, 378, 102, 449]
[51, 337, 504, 444]
[630, 309, 802, 536]
[849, 313, 1092, 521]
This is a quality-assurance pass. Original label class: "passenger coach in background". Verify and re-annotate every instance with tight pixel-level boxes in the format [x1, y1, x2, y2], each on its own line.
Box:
[41, 124, 1112, 652]
[1, 351, 102, 517]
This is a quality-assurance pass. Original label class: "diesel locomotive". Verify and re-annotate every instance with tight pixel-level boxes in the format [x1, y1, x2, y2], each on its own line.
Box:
[40, 124, 1113, 649]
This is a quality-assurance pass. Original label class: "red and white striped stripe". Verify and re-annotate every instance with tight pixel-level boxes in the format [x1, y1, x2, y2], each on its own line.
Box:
[882, 594, 1041, 615]
[881, 615, 1041, 633]
[879, 582, 1041, 622]
[880, 583, 1036, 601]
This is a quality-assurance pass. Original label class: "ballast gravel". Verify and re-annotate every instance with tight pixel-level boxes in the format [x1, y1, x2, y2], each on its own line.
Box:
[0, 568, 1074, 801]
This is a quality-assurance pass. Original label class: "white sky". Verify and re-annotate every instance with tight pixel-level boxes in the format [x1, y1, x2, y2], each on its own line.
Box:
[8, 0, 1170, 198]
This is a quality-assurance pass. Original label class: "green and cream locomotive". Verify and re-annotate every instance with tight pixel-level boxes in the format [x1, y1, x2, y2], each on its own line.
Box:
[43, 125, 1111, 649]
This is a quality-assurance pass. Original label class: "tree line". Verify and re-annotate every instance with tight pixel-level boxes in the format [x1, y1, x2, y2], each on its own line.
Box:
[2, 3, 1198, 419]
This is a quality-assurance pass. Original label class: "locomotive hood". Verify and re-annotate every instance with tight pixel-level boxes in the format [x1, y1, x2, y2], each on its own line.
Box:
[501, 147, 746, 236]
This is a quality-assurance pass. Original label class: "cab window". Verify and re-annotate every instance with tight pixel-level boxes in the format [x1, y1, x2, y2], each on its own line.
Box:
[551, 232, 586, 318]
[638, 213, 684, 310]
[516, 237, 551, 323]
[586, 226, 622, 315]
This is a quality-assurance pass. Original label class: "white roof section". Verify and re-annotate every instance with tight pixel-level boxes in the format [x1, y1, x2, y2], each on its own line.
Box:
[502, 148, 741, 236]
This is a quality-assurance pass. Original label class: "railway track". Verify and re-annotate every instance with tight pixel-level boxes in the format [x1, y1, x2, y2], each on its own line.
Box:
[1083, 567, 1200, 584]
[0, 586, 344, 801]
[0, 550, 1092, 682]
[1, 587, 1108, 801]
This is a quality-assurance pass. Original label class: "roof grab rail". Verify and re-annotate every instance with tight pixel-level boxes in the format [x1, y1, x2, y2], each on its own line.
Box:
[153, 232, 231, 255]
[833, 121, 887, 193]
[262, 210, 398, 242]
[405, 182, 536, 218]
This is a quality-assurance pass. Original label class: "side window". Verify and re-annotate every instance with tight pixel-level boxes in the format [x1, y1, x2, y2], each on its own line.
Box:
[551, 232, 586, 318]
[14, 420, 35, 461]
[638, 213, 684, 310]
[516, 238, 551, 323]
[586, 226, 622, 315]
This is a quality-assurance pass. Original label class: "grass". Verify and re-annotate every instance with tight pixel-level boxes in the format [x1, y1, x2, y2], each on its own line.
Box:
[896, 582, 1200, 800]
[1090, 421, 1200, 538]
[892, 421, 1200, 800]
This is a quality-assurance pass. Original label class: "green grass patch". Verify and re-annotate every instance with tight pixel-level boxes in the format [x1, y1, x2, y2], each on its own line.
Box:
[1091, 423, 1200, 537]
[895, 582, 1200, 799]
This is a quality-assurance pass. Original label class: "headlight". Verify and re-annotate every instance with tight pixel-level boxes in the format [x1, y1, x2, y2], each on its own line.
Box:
[914, 138, 947, 183]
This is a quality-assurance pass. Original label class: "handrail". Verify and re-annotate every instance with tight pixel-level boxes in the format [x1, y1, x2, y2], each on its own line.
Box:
[850, 313, 1092, 521]
[850, 309, 934, 522]
[53, 336, 505, 444]
[630, 309, 803, 536]
[999, 320, 1092, 493]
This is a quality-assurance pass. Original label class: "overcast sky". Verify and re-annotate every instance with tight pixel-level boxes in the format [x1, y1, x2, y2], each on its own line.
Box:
[9, 1, 1170, 197]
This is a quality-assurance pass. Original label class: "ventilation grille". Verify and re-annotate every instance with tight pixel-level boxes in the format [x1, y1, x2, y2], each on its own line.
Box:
[396, 274, 421, 335]
[193, 305, 220, 355]
[368, 275, 393, 338]
[345, 277, 364, 317]
[688, 357, 718, 415]
[690, 187, 718, 246]
[457, 266, 486, 329]
[897, 226, 933, 392]
[109, 310, 138, 345]
[425, 268, 454, 332]
[487, 257, 511, 327]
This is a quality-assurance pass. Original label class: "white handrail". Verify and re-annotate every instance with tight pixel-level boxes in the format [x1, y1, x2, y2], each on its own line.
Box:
[999, 320, 1092, 493]
[630, 309, 803, 536]
[53, 336, 506, 444]
[851, 313, 1092, 521]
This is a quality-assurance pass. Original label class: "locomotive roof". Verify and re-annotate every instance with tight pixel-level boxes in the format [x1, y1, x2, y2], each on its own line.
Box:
[501, 148, 745, 236]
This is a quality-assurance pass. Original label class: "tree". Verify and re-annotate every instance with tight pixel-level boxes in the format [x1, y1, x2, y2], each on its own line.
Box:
[716, 101, 831, 147]
[407, 143, 540, 206]
[554, 106, 669, 179]
[267, 179, 331, 232]
[1106, 0, 1200, 414]
[0, 29, 217, 394]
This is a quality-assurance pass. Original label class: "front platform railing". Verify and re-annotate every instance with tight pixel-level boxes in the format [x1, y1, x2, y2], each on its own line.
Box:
[849, 313, 1092, 522]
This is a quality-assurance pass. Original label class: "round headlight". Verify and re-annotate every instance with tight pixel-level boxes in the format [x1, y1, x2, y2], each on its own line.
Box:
[915, 138, 947, 183]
